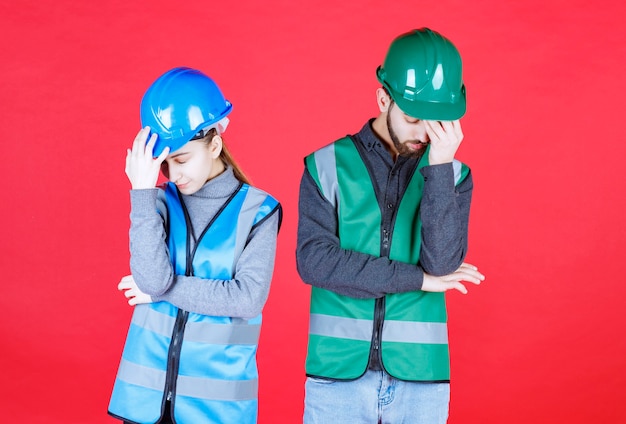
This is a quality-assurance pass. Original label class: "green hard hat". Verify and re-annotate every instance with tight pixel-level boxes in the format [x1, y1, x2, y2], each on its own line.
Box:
[376, 28, 466, 120]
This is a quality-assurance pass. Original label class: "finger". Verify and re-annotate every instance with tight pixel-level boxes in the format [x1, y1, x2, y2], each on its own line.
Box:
[458, 262, 478, 271]
[449, 282, 468, 294]
[118, 276, 134, 289]
[118, 280, 133, 290]
[424, 122, 436, 141]
[132, 127, 149, 150]
[456, 264, 484, 280]
[463, 267, 485, 281]
[131, 127, 150, 158]
[130, 137, 143, 161]
[463, 276, 483, 285]
[440, 121, 460, 141]
[155, 145, 170, 164]
[132, 127, 147, 143]
[145, 133, 158, 157]
[451, 120, 463, 140]
[437, 121, 463, 146]
[125, 149, 131, 175]
[440, 120, 454, 132]
[424, 120, 445, 141]
[453, 271, 483, 285]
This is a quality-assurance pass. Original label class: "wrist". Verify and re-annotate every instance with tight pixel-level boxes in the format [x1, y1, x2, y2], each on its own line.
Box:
[428, 154, 454, 166]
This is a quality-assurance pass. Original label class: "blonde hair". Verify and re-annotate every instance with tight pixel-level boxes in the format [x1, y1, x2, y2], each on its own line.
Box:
[204, 128, 251, 185]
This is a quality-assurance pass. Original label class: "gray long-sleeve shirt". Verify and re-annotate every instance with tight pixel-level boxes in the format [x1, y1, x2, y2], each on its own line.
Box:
[296, 120, 473, 299]
[129, 166, 281, 318]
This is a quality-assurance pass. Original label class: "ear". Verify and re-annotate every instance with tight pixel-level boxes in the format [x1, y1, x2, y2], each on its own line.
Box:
[376, 87, 392, 113]
[209, 135, 223, 159]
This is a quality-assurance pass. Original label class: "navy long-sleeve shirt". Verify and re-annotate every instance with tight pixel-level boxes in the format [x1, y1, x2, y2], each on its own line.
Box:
[296, 120, 473, 299]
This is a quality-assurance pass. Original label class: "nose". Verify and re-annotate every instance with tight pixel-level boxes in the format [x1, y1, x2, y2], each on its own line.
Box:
[412, 120, 428, 142]
[168, 164, 182, 183]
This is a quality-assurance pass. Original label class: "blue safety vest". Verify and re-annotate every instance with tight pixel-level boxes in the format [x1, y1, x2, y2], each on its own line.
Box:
[109, 182, 280, 424]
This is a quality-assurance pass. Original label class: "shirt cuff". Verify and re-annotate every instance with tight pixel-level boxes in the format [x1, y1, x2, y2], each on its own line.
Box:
[129, 188, 160, 217]
[420, 163, 456, 194]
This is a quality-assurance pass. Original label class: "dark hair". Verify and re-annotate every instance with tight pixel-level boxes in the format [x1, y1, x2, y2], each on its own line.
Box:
[382, 86, 395, 108]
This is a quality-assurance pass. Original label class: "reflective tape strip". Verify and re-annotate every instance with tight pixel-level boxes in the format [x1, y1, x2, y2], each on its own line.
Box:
[234, 186, 269, 267]
[382, 320, 448, 344]
[116, 359, 258, 401]
[176, 374, 258, 401]
[116, 358, 166, 391]
[313, 144, 339, 209]
[131, 304, 175, 337]
[252, 194, 279, 227]
[132, 306, 260, 345]
[453, 160, 462, 185]
[309, 313, 372, 341]
[184, 321, 261, 345]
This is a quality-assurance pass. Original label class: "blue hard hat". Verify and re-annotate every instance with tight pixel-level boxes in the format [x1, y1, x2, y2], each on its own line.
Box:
[140, 67, 233, 156]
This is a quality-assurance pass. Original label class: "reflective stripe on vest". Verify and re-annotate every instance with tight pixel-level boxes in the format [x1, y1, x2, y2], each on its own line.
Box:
[109, 182, 279, 424]
[304, 137, 469, 382]
[309, 313, 448, 344]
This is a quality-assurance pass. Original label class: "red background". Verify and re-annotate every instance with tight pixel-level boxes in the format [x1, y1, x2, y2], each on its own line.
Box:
[2, 0, 625, 422]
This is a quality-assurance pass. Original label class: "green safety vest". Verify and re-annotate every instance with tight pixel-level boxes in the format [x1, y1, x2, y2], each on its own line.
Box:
[304, 136, 469, 382]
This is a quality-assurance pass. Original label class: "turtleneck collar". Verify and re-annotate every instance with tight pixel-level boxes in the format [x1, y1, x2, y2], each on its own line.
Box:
[182, 165, 241, 200]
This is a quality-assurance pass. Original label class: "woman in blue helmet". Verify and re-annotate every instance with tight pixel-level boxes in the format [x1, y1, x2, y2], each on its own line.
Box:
[108, 67, 282, 424]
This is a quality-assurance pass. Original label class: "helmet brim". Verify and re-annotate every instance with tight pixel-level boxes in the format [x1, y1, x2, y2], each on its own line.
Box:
[391, 89, 466, 121]
[150, 102, 232, 157]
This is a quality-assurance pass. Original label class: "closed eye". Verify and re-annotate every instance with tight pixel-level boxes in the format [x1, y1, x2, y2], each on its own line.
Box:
[404, 115, 420, 124]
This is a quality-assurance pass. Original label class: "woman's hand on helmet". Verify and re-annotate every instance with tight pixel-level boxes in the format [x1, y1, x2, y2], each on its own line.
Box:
[125, 126, 170, 189]
[425, 120, 463, 165]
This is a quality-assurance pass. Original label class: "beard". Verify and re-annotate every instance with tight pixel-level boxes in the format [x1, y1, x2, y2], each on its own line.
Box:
[387, 109, 428, 159]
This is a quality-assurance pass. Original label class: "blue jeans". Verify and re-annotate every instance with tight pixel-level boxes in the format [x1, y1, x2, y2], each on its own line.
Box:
[304, 370, 450, 424]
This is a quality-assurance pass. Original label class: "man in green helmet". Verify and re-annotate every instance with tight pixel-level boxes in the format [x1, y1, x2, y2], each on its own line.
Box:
[296, 28, 485, 423]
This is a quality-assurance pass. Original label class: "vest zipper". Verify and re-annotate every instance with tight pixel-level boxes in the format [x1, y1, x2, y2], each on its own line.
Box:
[372, 296, 386, 364]
[163, 187, 194, 405]
[164, 309, 189, 405]
[375, 217, 391, 369]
